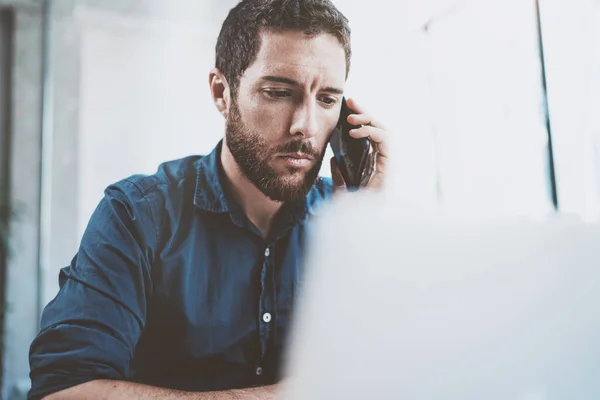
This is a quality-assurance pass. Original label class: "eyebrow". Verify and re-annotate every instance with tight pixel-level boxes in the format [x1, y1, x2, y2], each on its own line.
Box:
[261, 75, 344, 95]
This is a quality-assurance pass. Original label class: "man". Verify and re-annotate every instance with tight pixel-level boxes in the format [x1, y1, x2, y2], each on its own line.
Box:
[28, 0, 390, 398]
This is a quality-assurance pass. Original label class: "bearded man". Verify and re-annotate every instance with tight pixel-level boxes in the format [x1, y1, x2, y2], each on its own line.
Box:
[28, 0, 390, 398]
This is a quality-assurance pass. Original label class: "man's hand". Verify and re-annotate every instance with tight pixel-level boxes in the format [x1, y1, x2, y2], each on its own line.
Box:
[330, 97, 389, 192]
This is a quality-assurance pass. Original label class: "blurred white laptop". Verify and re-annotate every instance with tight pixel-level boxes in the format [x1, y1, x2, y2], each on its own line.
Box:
[280, 192, 600, 400]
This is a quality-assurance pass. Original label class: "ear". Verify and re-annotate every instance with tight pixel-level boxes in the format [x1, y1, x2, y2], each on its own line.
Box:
[208, 68, 231, 118]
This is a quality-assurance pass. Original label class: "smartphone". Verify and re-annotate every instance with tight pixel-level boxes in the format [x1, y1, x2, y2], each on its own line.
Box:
[329, 97, 371, 191]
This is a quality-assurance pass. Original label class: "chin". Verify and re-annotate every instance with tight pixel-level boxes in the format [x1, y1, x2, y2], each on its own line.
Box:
[277, 173, 312, 190]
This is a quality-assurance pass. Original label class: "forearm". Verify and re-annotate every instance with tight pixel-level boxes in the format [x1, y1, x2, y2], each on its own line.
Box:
[43, 379, 278, 400]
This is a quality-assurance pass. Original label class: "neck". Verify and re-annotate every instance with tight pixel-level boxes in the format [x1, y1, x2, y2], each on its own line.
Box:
[220, 140, 283, 238]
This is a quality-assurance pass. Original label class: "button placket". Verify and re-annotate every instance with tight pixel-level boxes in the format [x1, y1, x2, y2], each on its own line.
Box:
[257, 243, 276, 365]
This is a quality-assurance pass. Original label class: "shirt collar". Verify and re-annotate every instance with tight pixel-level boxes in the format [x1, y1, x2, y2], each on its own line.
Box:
[193, 140, 332, 219]
[193, 141, 232, 213]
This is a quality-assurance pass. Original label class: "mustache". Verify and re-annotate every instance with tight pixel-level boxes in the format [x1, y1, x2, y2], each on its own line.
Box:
[276, 139, 321, 158]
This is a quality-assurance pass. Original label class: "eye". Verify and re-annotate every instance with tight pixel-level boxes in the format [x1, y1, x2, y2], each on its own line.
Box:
[264, 89, 292, 99]
[319, 96, 338, 108]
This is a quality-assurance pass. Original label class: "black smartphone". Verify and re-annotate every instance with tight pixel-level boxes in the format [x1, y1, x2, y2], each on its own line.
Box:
[329, 97, 371, 191]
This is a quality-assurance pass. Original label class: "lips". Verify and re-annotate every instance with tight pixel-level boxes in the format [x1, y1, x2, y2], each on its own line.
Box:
[278, 152, 314, 160]
[276, 152, 314, 169]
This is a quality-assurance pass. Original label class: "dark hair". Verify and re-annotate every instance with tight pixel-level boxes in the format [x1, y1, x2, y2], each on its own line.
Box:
[215, 0, 352, 97]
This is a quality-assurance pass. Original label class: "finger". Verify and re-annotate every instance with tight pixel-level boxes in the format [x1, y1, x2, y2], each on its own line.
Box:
[347, 113, 385, 130]
[330, 157, 346, 192]
[347, 113, 384, 129]
[349, 126, 389, 158]
[345, 98, 385, 128]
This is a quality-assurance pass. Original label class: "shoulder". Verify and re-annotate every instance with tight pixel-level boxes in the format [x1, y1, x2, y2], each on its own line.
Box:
[112, 156, 201, 198]
[99, 156, 203, 235]
[105, 155, 202, 205]
[92, 155, 205, 246]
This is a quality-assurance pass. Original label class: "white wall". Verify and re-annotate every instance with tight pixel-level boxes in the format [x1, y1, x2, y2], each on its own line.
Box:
[76, 0, 558, 241]
[342, 0, 554, 216]
[77, 11, 224, 238]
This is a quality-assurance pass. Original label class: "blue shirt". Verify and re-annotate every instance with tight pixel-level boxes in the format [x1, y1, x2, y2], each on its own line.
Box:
[28, 141, 333, 399]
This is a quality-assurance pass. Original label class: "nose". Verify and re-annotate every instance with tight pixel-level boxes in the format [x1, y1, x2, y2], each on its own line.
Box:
[289, 99, 319, 139]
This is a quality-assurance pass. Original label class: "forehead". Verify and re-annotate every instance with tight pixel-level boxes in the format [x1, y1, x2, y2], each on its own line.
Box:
[244, 29, 347, 86]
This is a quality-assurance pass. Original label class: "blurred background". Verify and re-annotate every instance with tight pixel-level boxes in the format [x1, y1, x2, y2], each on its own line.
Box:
[0, 0, 598, 398]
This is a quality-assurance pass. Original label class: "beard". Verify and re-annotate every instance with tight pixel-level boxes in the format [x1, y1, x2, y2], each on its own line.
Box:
[225, 100, 326, 203]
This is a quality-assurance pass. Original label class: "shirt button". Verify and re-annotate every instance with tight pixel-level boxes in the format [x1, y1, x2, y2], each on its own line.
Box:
[262, 312, 272, 323]
[256, 367, 263, 376]
[264, 248, 270, 257]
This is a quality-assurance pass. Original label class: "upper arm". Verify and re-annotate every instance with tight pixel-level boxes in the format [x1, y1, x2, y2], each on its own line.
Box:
[28, 181, 158, 400]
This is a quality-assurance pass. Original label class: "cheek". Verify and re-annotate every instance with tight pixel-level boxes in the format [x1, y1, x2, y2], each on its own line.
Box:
[315, 132, 330, 151]
[246, 103, 292, 139]
[318, 115, 339, 143]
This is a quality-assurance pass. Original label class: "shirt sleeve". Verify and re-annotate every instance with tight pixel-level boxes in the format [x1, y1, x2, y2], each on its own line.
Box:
[28, 180, 158, 400]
